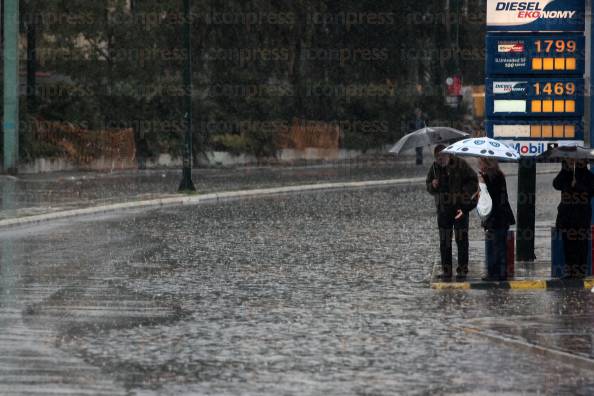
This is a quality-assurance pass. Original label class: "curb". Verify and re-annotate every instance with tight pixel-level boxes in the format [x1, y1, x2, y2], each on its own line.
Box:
[432, 278, 594, 290]
[0, 177, 423, 229]
[429, 258, 594, 291]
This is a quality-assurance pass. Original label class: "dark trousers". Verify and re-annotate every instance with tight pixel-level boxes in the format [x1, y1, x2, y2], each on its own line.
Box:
[438, 212, 469, 276]
[415, 147, 423, 165]
[560, 228, 589, 279]
[485, 228, 509, 278]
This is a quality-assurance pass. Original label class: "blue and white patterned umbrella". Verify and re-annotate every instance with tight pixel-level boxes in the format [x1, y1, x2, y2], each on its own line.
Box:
[443, 137, 520, 162]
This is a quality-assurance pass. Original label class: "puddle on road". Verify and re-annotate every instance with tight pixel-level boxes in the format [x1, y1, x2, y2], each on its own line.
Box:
[23, 283, 188, 337]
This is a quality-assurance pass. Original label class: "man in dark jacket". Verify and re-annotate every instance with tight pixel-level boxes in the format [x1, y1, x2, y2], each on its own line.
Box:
[553, 160, 594, 279]
[427, 145, 479, 280]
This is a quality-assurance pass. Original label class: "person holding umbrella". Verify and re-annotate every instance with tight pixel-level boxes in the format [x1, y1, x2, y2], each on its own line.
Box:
[426, 144, 479, 281]
[442, 137, 520, 281]
[553, 157, 594, 279]
[410, 108, 427, 166]
[478, 158, 516, 281]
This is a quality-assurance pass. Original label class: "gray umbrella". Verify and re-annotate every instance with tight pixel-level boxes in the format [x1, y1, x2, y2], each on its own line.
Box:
[389, 127, 469, 155]
[539, 145, 594, 185]
[539, 145, 594, 160]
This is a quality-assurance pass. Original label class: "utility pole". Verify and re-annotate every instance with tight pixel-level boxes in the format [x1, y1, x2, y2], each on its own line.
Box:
[587, 0, 592, 147]
[3, 0, 19, 174]
[516, 158, 536, 262]
[178, 0, 196, 192]
[26, 0, 37, 112]
[455, 0, 460, 71]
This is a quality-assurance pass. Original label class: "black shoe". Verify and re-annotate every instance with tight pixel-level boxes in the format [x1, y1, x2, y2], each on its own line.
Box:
[481, 276, 493, 282]
[561, 275, 585, 280]
[482, 275, 507, 282]
[437, 274, 453, 282]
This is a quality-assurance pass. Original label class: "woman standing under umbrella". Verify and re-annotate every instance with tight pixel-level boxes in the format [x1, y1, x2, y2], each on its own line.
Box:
[479, 158, 516, 281]
[553, 159, 594, 279]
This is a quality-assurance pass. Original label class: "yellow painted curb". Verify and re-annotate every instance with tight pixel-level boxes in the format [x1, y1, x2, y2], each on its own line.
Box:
[431, 282, 471, 290]
[508, 280, 547, 289]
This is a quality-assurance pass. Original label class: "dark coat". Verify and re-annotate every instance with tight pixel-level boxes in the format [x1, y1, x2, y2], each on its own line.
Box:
[409, 117, 426, 131]
[553, 166, 594, 230]
[482, 168, 515, 230]
[426, 157, 479, 214]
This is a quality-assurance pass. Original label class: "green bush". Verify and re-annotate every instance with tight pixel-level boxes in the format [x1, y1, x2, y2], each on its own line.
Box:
[245, 128, 279, 159]
[209, 134, 250, 156]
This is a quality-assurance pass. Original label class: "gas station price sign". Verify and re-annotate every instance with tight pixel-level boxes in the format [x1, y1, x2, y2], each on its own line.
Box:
[486, 33, 585, 75]
[486, 119, 583, 142]
[486, 77, 584, 117]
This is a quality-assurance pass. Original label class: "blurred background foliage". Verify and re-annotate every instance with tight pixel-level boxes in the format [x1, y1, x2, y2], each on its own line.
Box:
[11, 0, 485, 161]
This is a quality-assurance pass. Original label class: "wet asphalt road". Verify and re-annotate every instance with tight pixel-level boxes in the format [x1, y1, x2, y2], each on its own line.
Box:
[2, 171, 594, 395]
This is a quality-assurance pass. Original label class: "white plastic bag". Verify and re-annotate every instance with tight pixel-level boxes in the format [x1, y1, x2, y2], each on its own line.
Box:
[476, 182, 492, 220]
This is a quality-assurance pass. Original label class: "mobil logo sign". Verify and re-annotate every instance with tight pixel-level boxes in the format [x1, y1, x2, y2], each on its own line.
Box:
[503, 140, 583, 156]
[509, 141, 548, 155]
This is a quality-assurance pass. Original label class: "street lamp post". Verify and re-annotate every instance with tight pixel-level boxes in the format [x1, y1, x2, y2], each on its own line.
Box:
[178, 0, 196, 192]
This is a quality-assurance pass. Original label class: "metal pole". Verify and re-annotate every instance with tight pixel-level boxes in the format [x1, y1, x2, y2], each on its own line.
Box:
[586, 0, 594, 279]
[516, 157, 536, 262]
[3, 0, 19, 174]
[178, 0, 196, 192]
[584, 0, 594, 147]
[455, 0, 460, 71]
[26, 0, 37, 113]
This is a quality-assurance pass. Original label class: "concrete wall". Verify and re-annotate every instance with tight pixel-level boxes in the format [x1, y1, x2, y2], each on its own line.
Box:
[19, 157, 138, 174]
[18, 148, 392, 174]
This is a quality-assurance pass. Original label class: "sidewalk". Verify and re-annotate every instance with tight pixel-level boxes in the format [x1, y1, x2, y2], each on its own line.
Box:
[431, 260, 594, 290]
[0, 155, 432, 222]
[0, 156, 563, 224]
